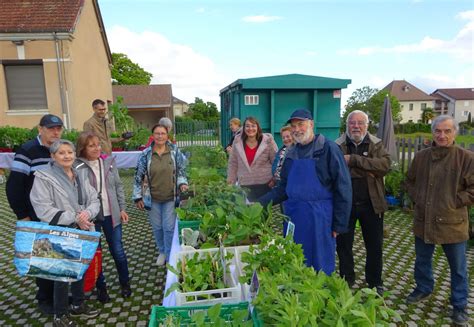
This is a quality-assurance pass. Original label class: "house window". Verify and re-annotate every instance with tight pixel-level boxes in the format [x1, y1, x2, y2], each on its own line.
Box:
[244, 95, 259, 105]
[462, 111, 469, 117]
[3, 60, 48, 110]
[421, 103, 427, 110]
[409, 103, 414, 111]
[464, 101, 469, 107]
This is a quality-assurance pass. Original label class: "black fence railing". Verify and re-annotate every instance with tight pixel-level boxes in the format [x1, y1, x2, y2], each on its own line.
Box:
[174, 121, 220, 147]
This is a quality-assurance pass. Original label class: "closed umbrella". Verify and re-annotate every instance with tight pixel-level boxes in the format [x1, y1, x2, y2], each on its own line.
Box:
[377, 95, 398, 162]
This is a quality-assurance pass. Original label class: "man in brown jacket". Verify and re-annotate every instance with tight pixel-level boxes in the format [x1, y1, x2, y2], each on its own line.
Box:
[83, 99, 124, 154]
[335, 110, 391, 296]
[406, 115, 473, 326]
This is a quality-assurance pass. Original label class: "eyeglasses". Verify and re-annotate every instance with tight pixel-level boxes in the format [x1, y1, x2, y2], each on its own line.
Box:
[348, 121, 367, 126]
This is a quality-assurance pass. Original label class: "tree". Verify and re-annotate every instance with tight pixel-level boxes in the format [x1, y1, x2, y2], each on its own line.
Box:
[187, 97, 219, 121]
[421, 107, 435, 124]
[342, 86, 401, 133]
[111, 53, 153, 85]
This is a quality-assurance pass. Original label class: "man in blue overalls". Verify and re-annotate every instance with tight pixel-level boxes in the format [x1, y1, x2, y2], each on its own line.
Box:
[259, 109, 352, 274]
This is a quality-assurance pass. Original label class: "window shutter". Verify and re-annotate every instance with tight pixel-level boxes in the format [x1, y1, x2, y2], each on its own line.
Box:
[5, 65, 48, 110]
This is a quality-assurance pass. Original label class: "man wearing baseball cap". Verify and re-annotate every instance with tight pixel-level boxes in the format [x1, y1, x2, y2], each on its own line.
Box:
[259, 109, 352, 274]
[6, 114, 64, 315]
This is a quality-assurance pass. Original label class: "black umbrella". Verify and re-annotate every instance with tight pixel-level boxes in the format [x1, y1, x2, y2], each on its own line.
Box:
[377, 95, 398, 162]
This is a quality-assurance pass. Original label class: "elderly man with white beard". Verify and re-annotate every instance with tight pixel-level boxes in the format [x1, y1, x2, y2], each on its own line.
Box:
[335, 110, 391, 296]
[259, 109, 352, 274]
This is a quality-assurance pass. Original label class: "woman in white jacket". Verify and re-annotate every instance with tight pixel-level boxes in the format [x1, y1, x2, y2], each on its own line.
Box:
[30, 139, 100, 326]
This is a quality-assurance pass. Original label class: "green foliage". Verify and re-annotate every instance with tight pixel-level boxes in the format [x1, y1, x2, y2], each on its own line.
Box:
[157, 303, 252, 327]
[385, 169, 405, 197]
[342, 87, 401, 133]
[420, 107, 435, 124]
[165, 251, 233, 296]
[187, 97, 219, 121]
[184, 146, 227, 170]
[61, 129, 80, 144]
[0, 126, 34, 149]
[109, 96, 136, 133]
[111, 53, 152, 85]
[126, 127, 150, 150]
[395, 122, 431, 134]
[253, 267, 401, 326]
[239, 234, 305, 284]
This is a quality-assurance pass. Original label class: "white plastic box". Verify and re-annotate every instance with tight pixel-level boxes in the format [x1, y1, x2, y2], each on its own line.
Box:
[172, 247, 242, 306]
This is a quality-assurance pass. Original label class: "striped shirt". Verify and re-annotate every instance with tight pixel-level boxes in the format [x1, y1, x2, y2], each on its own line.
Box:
[6, 136, 51, 220]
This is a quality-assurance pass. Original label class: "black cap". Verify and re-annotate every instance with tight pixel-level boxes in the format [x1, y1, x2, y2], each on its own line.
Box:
[287, 109, 313, 123]
[39, 114, 64, 128]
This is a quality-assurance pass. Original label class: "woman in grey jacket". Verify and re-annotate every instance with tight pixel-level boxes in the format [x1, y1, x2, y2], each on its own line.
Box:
[75, 132, 131, 303]
[30, 139, 100, 326]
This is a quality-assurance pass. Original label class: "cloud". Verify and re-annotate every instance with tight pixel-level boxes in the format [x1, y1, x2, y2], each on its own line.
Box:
[338, 10, 473, 61]
[242, 15, 282, 23]
[107, 25, 228, 107]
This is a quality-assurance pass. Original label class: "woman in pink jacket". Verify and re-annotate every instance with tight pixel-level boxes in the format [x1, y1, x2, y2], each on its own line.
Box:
[227, 117, 278, 201]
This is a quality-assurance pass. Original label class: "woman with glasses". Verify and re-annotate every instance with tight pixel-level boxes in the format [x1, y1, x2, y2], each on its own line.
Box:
[133, 124, 188, 266]
[75, 131, 131, 303]
[227, 116, 278, 201]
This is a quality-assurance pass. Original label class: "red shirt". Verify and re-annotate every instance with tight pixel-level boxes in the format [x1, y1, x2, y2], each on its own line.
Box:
[244, 143, 258, 166]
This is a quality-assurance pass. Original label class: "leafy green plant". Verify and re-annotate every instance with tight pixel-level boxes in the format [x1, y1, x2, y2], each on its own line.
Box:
[238, 234, 305, 285]
[165, 251, 233, 297]
[0, 126, 33, 149]
[190, 303, 252, 327]
[253, 267, 402, 326]
[385, 168, 404, 197]
[61, 129, 80, 144]
[109, 96, 136, 133]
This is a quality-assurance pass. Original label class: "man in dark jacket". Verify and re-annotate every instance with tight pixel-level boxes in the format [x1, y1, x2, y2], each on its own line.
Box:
[405, 115, 473, 326]
[6, 114, 63, 315]
[259, 109, 352, 274]
[335, 110, 391, 296]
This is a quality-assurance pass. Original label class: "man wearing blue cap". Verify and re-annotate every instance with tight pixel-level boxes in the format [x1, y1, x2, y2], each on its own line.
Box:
[259, 109, 352, 274]
[6, 114, 64, 315]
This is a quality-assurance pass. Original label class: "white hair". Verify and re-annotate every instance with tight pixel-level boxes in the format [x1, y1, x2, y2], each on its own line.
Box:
[50, 139, 75, 154]
[431, 115, 458, 133]
[346, 110, 369, 125]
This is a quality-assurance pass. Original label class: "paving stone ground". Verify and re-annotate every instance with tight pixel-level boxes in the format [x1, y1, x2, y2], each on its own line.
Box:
[0, 169, 472, 326]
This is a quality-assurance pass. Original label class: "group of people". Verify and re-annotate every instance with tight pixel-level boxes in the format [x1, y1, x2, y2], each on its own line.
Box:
[5, 100, 472, 326]
[6, 99, 185, 326]
[226, 109, 472, 326]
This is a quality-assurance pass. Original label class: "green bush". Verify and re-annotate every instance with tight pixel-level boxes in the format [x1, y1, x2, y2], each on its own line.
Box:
[385, 169, 405, 197]
[395, 122, 431, 134]
[0, 126, 35, 149]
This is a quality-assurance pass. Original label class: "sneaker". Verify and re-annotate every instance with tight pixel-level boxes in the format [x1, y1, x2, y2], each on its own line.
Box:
[97, 287, 110, 304]
[375, 286, 384, 297]
[120, 282, 132, 298]
[406, 289, 431, 304]
[452, 308, 469, 326]
[70, 303, 100, 318]
[38, 300, 54, 315]
[156, 253, 166, 266]
[53, 314, 77, 327]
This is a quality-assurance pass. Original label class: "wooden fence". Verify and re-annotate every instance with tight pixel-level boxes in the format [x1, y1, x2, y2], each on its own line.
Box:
[396, 137, 474, 173]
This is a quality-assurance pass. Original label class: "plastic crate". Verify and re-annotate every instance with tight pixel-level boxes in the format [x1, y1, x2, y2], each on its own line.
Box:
[231, 246, 251, 301]
[171, 247, 242, 306]
[177, 219, 201, 243]
[251, 308, 264, 327]
[149, 302, 251, 327]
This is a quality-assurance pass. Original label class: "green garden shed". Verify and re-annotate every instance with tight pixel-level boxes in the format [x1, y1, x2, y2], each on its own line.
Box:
[219, 74, 351, 147]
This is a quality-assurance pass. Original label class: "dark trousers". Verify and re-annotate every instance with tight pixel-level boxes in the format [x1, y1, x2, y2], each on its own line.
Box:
[244, 184, 271, 202]
[54, 279, 84, 316]
[95, 216, 130, 288]
[35, 277, 54, 304]
[336, 203, 384, 287]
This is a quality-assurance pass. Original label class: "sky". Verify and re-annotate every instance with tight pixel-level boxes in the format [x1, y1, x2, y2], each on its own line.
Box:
[100, 0, 474, 111]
